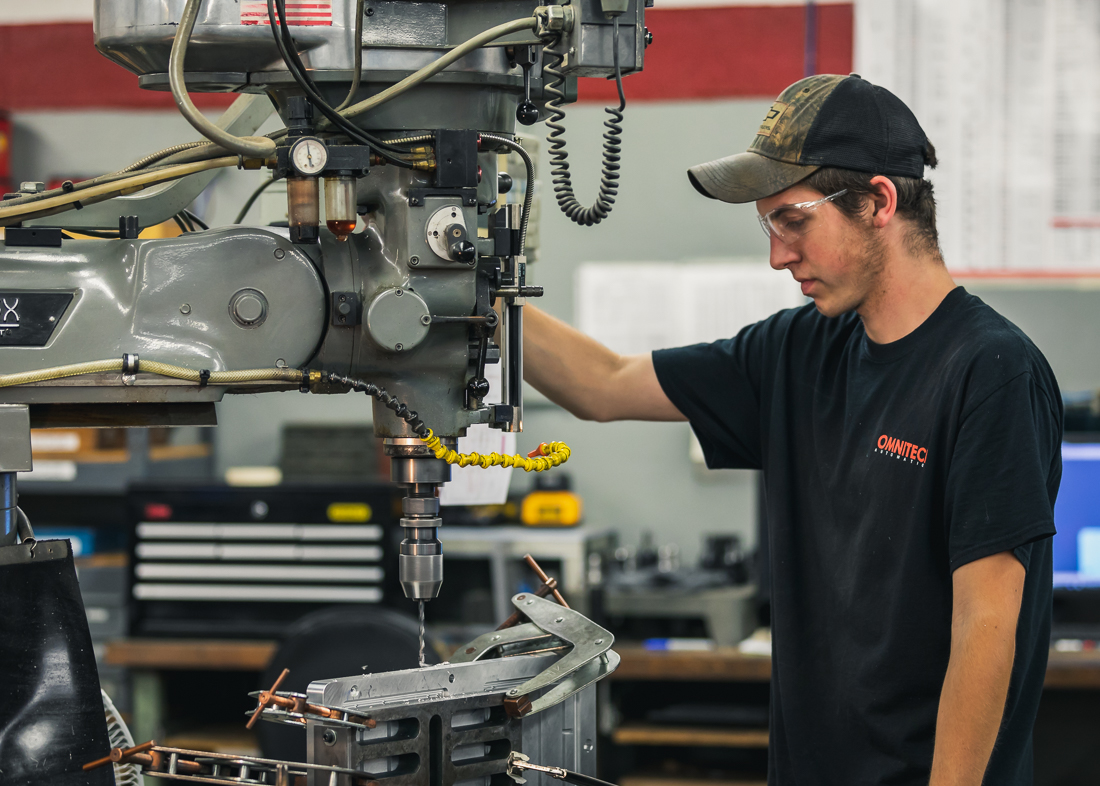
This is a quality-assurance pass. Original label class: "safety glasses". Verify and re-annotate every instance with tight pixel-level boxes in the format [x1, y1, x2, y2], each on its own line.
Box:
[758, 189, 849, 244]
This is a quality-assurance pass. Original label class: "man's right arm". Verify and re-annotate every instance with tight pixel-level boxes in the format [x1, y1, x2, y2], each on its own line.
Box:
[522, 305, 686, 423]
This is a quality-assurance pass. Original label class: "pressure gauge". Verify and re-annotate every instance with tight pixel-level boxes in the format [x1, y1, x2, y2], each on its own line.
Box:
[289, 137, 328, 176]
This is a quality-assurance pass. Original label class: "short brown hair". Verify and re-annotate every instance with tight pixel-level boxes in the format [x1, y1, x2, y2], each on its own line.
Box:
[801, 142, 941, 259]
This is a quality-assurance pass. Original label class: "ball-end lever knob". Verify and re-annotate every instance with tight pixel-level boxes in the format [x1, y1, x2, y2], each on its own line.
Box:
[516, 100, 539, 126]
[467, 377, 491, 399]
[450, 240, 477, 263]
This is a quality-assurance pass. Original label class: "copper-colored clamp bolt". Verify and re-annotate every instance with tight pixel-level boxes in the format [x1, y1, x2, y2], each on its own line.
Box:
[248, 668, 290, 729]
[504, 695, 533, 718]
[496, 555, 571, 630]
[84, 740, 155, 771]
[524, 554, 569, 608]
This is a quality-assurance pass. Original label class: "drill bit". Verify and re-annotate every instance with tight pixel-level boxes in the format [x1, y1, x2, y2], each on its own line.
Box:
[418, 600, 426, 668]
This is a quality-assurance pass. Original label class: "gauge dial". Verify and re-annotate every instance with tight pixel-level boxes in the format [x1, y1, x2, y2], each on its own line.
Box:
[290, 138, 328, 176]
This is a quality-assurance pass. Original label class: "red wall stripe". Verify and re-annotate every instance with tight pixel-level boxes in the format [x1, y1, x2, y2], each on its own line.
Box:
[0, 5, 852, 112]
[578, 4, 854, 103]
[0, 23, 236, 111]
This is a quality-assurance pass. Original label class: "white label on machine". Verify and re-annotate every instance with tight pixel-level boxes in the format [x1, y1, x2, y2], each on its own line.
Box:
[240, 1, 333, 26]
[439, 363, 516, 507]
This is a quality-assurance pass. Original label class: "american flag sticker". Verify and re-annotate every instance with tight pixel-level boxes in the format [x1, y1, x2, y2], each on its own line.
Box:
[240, 1, 333, 26]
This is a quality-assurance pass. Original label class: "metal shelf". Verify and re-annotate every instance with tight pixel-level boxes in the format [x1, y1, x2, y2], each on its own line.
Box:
[611, 723, 769, 749]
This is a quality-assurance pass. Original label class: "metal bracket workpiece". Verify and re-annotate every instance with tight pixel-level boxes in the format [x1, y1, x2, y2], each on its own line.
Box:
[494, 593, 619, 717]
[449, 621, 552, 663]
[505, 593, 613, 695]
[440, 593, 620, 717]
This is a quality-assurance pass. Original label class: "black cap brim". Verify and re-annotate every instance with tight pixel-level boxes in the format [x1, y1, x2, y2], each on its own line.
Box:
[687, 151, 820, 204]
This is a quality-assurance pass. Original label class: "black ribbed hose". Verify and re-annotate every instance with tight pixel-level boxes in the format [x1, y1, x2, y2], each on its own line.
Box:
[325, 372, 430, 437]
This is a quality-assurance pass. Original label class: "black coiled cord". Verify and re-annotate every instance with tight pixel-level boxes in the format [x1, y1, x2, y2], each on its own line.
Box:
[325, 372, 430, 437]
[543, 16, 626, 226]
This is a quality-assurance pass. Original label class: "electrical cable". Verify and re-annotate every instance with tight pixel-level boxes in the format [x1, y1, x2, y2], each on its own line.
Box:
[335, 0, 365, 112]
[268, 0, 409, 162]
[116, 141, 210, 174]
[234, 177, 280, 224]
[0, 358, 301, 388]
[543, 16, 626, 226]
[173, 214, 191, 234]
[0, 157, 238, 225]
[170, 0, 276, 158]
[184, 209, 209, 230]
[267, 0, 415, 167]
[384, 134, 434, 146]
[479, 133, 534, 252]
[63, 229, 122, 240]
[0, 160, 210, 210]
[15, 507, 34, 542]
[339, 16, 538, 119]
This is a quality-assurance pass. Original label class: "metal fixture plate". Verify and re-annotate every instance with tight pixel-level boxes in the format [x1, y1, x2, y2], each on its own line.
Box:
[308, 652, 561, 712]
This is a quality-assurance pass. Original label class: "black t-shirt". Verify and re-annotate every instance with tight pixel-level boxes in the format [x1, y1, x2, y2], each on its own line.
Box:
[652, 287, 1062, 786]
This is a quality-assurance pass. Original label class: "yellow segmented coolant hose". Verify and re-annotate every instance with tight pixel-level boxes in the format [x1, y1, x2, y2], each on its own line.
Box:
[420, 428, 570, 472]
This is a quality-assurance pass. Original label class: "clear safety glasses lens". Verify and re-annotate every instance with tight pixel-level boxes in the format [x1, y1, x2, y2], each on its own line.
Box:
[759, 189, 849, 244]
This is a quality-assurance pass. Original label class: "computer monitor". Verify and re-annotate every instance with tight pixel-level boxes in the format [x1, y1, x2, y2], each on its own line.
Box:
[1053, 442, 1100, 589]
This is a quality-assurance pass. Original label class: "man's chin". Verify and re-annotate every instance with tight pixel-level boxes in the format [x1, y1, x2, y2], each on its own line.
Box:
[810, 295, 853, 319]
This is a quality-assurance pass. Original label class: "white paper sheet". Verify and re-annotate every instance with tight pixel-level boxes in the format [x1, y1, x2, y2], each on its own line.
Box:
[438, 362, 517, 507]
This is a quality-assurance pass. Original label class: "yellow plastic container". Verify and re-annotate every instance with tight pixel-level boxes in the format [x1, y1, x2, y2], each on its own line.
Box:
[520, 490, 583, 527]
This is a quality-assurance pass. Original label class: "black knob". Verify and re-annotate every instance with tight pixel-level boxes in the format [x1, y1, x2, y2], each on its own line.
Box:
[498, 172, 513, 195]
[516, 100, 539, 126]
[450, 240, 477, 263]
[119, 215, 140, 239]
[644, 27, 654, 47]
[467, 377, 491, 399]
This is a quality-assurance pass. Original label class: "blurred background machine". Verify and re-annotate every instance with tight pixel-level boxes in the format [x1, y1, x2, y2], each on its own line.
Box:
[601, 534, 756, 647]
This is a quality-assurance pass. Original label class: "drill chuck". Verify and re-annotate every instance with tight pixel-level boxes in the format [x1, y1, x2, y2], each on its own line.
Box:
[398, 489, 444, 599]
[399, 549, 443, 599]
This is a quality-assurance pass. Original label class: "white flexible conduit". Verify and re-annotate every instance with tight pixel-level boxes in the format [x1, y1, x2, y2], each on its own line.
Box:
[170, 0, 276, 158]
[339, 16, 539, 119]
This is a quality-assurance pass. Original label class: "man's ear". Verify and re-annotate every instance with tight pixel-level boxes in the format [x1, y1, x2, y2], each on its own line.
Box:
[868, 175, 898, 228]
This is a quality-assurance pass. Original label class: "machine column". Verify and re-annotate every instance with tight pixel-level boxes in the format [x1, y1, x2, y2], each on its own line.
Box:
[0, 405, 33, 548]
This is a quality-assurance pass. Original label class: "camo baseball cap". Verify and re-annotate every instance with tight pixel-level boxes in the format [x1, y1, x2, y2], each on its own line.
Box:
[687, 74, 931, 204]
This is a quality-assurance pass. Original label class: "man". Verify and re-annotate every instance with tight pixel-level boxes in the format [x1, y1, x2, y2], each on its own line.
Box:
[523, 74, 1062, 784]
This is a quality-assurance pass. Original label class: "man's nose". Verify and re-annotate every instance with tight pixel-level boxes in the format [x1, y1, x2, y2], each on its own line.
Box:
[769, 233, 800, 270]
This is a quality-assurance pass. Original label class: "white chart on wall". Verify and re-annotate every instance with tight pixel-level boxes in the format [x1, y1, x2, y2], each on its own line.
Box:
[575, 259, 806, 354]
[855, 0, 1100, 272]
